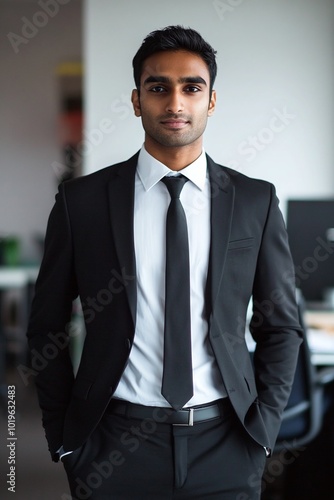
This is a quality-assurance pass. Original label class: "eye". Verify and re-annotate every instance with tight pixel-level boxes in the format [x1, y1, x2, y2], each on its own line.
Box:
[149, 86, 167, 93]
[184, 86, 201, 93]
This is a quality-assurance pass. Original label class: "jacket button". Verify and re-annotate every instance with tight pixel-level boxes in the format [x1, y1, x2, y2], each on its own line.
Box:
[126, 338, 132, 350]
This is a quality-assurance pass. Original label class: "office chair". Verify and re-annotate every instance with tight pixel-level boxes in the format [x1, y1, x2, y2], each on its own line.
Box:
[274, 295, 334, 453]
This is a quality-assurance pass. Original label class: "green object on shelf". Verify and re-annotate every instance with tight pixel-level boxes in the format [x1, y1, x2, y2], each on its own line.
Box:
[0, 237, 20, 266]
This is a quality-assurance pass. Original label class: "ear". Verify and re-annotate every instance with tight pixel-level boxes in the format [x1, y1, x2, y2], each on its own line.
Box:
[208, 90, 216, 116]
[131, 89, 141, 117]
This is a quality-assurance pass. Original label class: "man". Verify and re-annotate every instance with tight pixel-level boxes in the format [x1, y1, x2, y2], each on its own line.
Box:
[27, 26, 302, 499]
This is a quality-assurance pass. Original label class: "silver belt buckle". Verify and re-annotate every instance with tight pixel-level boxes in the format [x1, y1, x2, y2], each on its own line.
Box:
[173, 408, 194, 426]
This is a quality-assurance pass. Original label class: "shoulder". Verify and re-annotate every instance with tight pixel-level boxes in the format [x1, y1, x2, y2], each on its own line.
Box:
[60, 151, 139, 199]
[207, 154, 275, 197]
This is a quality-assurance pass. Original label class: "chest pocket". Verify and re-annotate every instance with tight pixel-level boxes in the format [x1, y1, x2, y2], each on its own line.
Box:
[228, 237, 254, 251]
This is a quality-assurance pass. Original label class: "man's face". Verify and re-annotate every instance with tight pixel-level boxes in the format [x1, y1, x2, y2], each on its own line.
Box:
[132, 50, 216, 151]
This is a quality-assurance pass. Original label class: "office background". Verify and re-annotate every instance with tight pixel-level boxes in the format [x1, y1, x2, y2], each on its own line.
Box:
[0, 0, 334, 499]
[1, 0, 334, 264]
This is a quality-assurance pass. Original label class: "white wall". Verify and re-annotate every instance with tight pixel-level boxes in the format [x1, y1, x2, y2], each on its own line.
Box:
[84, 0, 334, 215]
[0, 0, 82, 262]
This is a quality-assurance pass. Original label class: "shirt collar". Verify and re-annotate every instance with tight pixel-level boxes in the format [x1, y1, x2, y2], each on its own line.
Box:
[137, 145, 207, 192]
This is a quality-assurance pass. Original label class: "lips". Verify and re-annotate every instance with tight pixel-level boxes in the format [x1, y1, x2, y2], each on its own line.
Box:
[160, 119, 189, 129]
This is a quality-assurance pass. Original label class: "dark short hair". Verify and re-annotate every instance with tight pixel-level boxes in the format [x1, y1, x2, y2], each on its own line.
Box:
[132, 25, 217, 94]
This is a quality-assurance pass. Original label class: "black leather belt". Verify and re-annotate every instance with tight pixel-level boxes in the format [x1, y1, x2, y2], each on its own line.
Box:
[106, 398, 231, 426]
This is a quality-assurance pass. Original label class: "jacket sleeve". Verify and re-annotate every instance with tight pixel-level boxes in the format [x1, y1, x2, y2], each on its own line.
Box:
[249, 184, 303, 448]
[27, 183, 78, 460]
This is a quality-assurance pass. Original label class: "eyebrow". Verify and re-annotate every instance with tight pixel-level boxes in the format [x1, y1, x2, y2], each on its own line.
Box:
[143, 75, 207, 86]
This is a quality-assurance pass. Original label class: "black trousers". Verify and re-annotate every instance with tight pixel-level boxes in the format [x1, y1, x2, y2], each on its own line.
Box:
[62, 402, 266, 500]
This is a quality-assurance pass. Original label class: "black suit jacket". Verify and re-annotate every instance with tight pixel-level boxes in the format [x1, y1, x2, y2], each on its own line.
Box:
[27, 152, 302, 460]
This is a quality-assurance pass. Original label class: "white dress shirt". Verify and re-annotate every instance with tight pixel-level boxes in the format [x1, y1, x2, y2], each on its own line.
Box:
[113, 146, 227, 407]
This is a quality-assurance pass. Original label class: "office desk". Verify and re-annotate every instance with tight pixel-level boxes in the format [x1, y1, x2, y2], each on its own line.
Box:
[246, 311, 334, 367]
[0, 266, 39, 289]
[1, 267, 334, 368]
[0, 266, 39, 385]
[0, 266, 39, 331]
[305, 310, 334, 366]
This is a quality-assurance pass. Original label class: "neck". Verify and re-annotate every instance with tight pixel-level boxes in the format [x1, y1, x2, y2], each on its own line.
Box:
[144, 138, 203, 171]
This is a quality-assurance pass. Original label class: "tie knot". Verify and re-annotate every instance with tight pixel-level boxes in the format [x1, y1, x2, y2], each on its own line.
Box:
[161, 175, 188, 199]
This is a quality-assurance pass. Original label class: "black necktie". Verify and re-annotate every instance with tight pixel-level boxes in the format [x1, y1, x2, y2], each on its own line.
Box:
[161, 175, 193, 410]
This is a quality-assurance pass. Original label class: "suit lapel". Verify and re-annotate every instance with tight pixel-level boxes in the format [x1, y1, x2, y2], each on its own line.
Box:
[207, 155, 235, 313]
[107, 153, 139, 326]
[107, 152, 234, 327]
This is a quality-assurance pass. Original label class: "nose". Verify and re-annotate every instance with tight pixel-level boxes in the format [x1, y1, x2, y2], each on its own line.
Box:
[165, 90, 184, 114]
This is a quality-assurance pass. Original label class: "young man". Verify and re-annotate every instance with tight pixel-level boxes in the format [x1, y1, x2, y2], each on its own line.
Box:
[27, 26, 302, 499]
